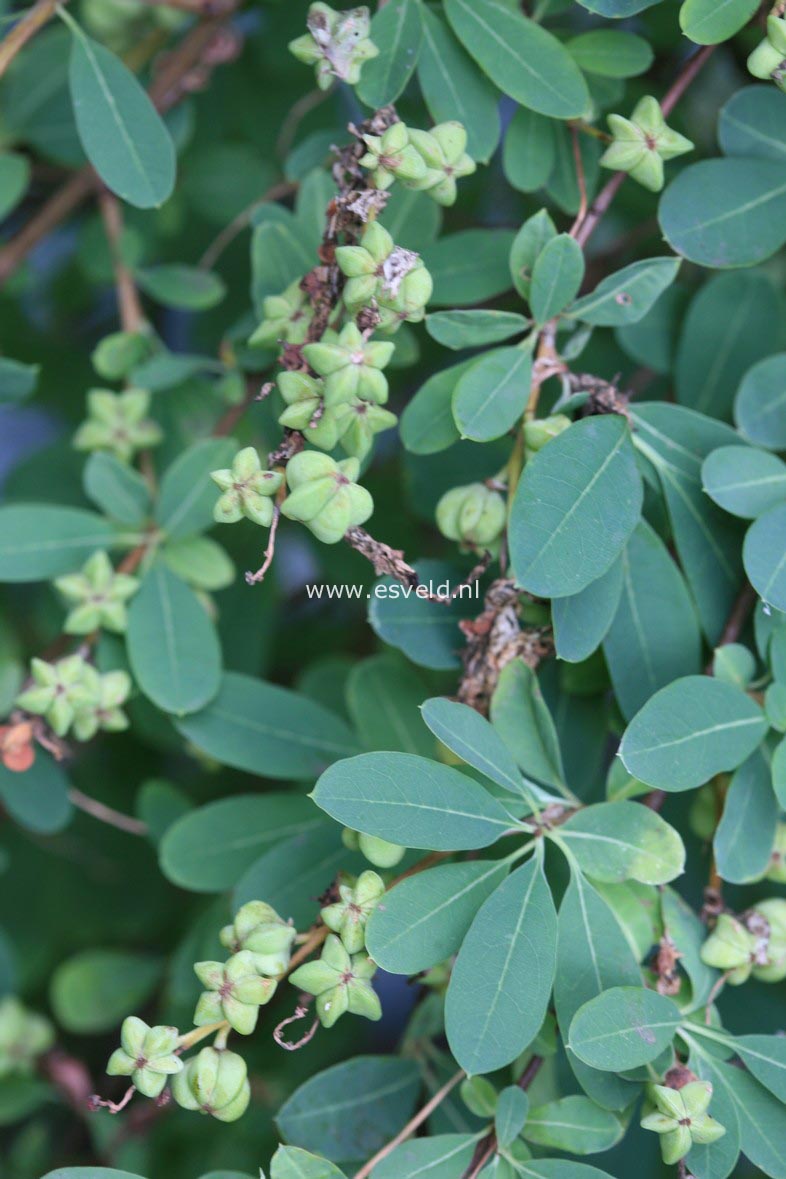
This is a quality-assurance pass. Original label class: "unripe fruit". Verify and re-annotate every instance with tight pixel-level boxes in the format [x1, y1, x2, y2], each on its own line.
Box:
[436, 483, 506, 549]
[172, 1046, 250, 1121]
[358, 832, 406, 868]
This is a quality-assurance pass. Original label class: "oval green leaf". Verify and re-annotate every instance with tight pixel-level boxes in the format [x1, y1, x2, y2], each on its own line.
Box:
[744, 503, 786, 613]
[0, 505, 115, 582]
[703, 446, 786, 519]
[357, 0, 423, 108]
[567, 258, 680, 326]
[735, 354, 786, 450]
[557, 801, 685, 885]
[452, 347, 532, 441]
[569, 986, 680, 1071]
[529, 234, 585, 325]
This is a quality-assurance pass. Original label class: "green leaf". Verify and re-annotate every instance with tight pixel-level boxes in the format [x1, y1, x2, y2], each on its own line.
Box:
[452, 347, 532, 441]
[619, 675, 768, 791]
[0, 505, 115, 582]
[567, 258, 680, 327]
[444, 0, 589, 119]
[51, 949, 160, 1033]
[697, 1054, 786, 1179]
[496, 1087, 529, 1148]
[556, 801, 685, 885]
[357, 0, 422, 108]
[703, 446, 786, 519]
[509, 209, 557, 301]
[0, 754, 72, 834]
[555, 870, 642, 1111]
[680, 0, 759, 45]
[569, 986, 680, 1071]
[276, 1057, 420, 1163]
[0, 356, 38, 405]
[423, 229, 515, 306]
[661, 888, 717, 1009]
[445, 854, 557, 1074]
[714, 748, 777, 883]
[234, 823, 359, 930]
[67, 29, 175, 208]
[368, 560, 468, 670]
[313, 752, 512, 851]
[270, 1146, 347, 1179]
[503, 109, 556, 194]
[421, 696, 529, 797]
[0, 151, 30, 221]
[126, 565, 221, 715]
[347, 656, 432, 756]
[603, 521, 702, 719]
[566, 30, 653, 77]
[719, 86, 786, 164]
[400, 360, 472, 454]
[630, 402, 745, 642]
[426, 310, 528, 350]
[735, 1036, 786, 1104]
[160, 793, 320, 892]
[161, 535, 234, 592]
[251, 217, 314, 310]
[744, 503, 786, 613]
[552, 559, 624, 663]
[155, 437, 236, 540]
[509, 416, 643, 598]
[686, 1052, 741, 1179]
[43, 1172, 144, 1179]
[135, 265, 226, 311]
[515, 1165, 617, 1179]
[490, 662, 566, 791]
[659, 159, 786, 268]
[524, 1095, 622, 1153]
[529, 234, 585, 325]
[616, 285, 686, 375]
[366, 859, 509, 974]
[83, 452, 151, 526]
[374, 1135, 477, 1179]
[418, 7, 501, 163]
[175, 672, 358, 779]
[735, 354, 786, 450]
[577, 0, 660, 14]
[675, 272, 781, 419]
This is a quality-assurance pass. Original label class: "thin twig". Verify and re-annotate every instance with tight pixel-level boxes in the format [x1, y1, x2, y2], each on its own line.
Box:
[569, 124, 588, 237]
[276, 84, 336, 161]
[273, 1002, 319, 1051]
[354, 1069, 464, 1179]
[199, 180, 297, 270]
[0, 0, 68, 79]
[98, 190, 145, 333]
[68, 788, 149, 837]
[245, 501, 282, 585]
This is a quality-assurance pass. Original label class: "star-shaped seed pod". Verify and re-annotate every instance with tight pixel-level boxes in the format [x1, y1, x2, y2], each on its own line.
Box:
[321, 870, 385, 953]
[641, 1081, 725, 1165]
[172, 1046, 250, 1122]
[333, 399, 397, 460]
[288, 3, 379, 90]
[766, 823, 786, 883]
[699, 913, 758, 983]
[303, 323, 394, 406]
[72, 667, 132, 742]
[73, 388, 163, 463]
[288, 933, 381, 1028]
[375, 263, 433, 333]
[748, 16, 786, 90]
[15, 654, 92, 737]
[219, 901, 297, 977]
[277, 372, 341, 450]
[210, 446, 284, 527]
[335, 221, 395, 311]
[436, 483, 506, 549]
[54, 550, 139, 635]
[750, 898, 786, 982]
[406, 122, 477, 206]
[0, 997, 54, 1079]
[106, 1016, 182, 1099]
[600, 96, 693, 192]
[193, 951, 277, 1035]
[249, 280, 313, 349]
[359, 122, 428, 190]
[280, 451, 373, 544]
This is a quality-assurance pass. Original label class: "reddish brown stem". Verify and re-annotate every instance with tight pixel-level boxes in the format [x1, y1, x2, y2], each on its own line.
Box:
[354, 1068, 464, 1179]
[0, 0, 68, 78]
[68, 788, 148, 837]
[98, 190, 145, 333]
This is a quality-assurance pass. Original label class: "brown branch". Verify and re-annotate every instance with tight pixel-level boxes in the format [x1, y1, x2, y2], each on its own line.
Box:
[354, 1068, 464, 1179]
[715, 581, 757, 652]
[98, 190, 145, 333]
[198, 180, 298, 271]
[461, 1057, 544, 1179]
[661, 44, 715, 117]
[0, 0, 68, 78]
[68, 788, 149, 837]
[344, 527, 418, 586]
[569, 125, 588, 236]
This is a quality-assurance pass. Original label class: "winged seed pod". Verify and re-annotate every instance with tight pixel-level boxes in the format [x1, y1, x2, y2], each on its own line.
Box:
[54, 550, 139, 635]
[172, 1046, 250, 1121]
[106, 1016, 182, 1098]
[16, 654, 93, 737]
[210, 446, 284, 526]
[288, 933, 381, 1028]
[219, 901, 297, 976]
[359, 121, 428, 190]
[321, 869, 385, 953]
[288, 4, 378, 90]
[302, 322, 394, 405]
[748, 16, 786, 90]
[280, 452, 373, 544]
[641, 1081, 725, 1165]
[277, 372, 342, 451]
[249, 280, 313, 349]
[342, 828, 407, 867]
[73, 388, 162, 463]
[600, 96, 693, 192]
[436, 483, 506, 549]
[193, 950, 277, 1034]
